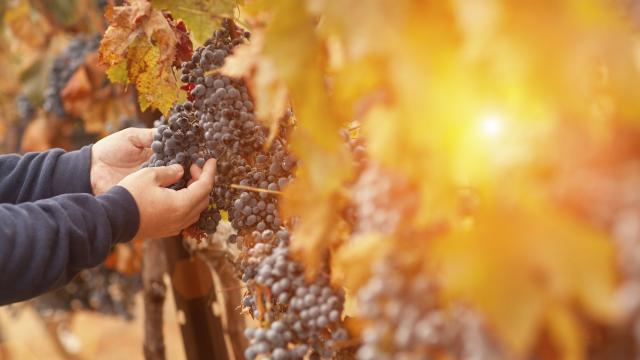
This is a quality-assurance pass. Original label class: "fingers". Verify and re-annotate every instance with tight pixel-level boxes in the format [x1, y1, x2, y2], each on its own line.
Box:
[189, 163, 203, 181]
[177, 159, 216, 204]
[187, 163, 205, 186]
[202, 158, 217, 179]
[185, 197, 210, 220]
[128, 128, 155, 148]
[183, 198, 210, 228]
[187, 164, 202, 186]
[149, 164, 184, 187]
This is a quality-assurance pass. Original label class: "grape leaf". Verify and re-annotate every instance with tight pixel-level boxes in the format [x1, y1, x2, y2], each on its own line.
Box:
[151, 0, 240, 44]
[99, 0, 193, 113]
[106, 59, 128, 83]
[331, 233, 391, 291]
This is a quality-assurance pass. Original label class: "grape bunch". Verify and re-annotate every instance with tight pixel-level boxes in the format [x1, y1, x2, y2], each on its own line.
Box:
[244, 244, 348, 359]
[350, 164, 418, 236]
[341, 128, 367, 174]
[106, 116, 147, 134]
[33, 265, 142, 321]
[44, 35, 101, 119]
[69, 119, 100, 149]
[148, 19, 348, 359]
[16, 94, 35, 123]
[14, 94, 36, 151]
[356, 258, 501, 360]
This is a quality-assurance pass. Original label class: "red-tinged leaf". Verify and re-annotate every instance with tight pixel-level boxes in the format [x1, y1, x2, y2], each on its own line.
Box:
[99, 0, 192, 113]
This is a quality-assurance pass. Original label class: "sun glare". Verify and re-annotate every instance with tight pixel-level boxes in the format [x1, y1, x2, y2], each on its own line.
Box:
[480, 114, 504, 138]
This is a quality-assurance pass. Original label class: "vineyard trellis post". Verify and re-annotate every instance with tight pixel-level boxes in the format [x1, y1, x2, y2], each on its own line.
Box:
[162, 235, 229, 360]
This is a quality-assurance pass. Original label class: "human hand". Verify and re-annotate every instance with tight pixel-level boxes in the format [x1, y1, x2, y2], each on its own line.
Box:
[90, 128, 154, 195]
[117, 159, 216, 239]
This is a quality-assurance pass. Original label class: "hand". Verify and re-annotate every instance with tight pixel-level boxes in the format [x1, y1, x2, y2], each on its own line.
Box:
[90, 128, 154, 195]
[118, 159, 217, 239]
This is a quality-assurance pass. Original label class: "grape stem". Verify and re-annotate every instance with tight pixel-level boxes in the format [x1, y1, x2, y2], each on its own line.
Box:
[230, 184, 282, 195]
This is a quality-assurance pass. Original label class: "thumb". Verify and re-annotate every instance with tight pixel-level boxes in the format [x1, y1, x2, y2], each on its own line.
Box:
[149, 164, 184, 187]
[177, 159, 217, 203]
[128, 127, 154, 148]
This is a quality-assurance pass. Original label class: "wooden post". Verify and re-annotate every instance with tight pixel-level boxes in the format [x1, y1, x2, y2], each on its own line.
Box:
[163, 236, 229, 360]
[205, 250, 248, 360]
[142, 239, 167, 360]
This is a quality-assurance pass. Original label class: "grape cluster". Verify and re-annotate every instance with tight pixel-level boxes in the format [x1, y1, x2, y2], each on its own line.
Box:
[147, 18, 292, 231]
[70, 119, 100, 148]
[106, 116, 147, 134]
[356, 258, 500, 360]
[33, 265, 142, 321]
[341, 128, 367, 174]
[244, 244, 348, 359]
[44, 35, 101, 119]
[14, 94, 36, 151]
[148, 19, 348, 359]
[16, 94, 35, 123]
[351, 164, 418, 235]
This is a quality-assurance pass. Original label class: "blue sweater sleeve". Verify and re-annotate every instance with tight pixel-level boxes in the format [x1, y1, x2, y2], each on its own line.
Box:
[0, 186, 140, 305]
[0, 146, 93, 203]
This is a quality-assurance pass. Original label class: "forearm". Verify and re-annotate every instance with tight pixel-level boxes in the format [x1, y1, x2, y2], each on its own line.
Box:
[0, 186, 139, 305]
[0, 146, 93, 204]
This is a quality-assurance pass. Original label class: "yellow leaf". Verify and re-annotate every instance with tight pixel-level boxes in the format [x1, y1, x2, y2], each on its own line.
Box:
[106, 59, 128, 83]
[254, 0, 353, 274]
[331, 233, 391, 291]
[282, 175, 339, 275]
[127, 37, 181, 113]
[546, 305, 583, 360]
[431, 196, 618, 355]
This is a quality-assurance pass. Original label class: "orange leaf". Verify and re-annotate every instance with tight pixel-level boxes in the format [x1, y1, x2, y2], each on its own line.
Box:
[61, 66, 93, 117]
